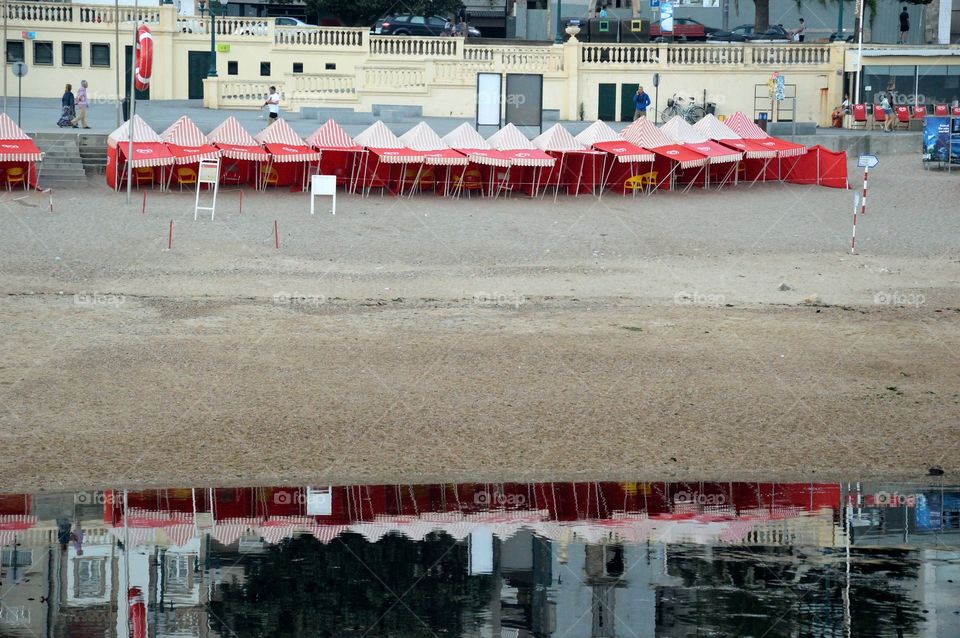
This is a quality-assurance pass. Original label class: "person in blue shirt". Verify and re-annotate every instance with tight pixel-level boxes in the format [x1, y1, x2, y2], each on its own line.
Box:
[633, 86, 651, 120]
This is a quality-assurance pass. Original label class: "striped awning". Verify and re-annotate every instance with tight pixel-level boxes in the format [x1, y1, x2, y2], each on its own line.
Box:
[591, 140, 654, 163]
[621, 117, 676, 150]
[311, 524, 349, 544]
[659, 116, 709, 144]
[212, 517, 262, 545]
[254, 118, 308, 146]
[486, 123, 536, 151]
[533, 123, 599, 153]
[0, 514, 36, 545]
[724, 112, 768, 139]
[648, 144, 709, 169]
[399, 123, 467, 165]
[0, 138, 42, 162]
[692, 114, 741, 141]
[420, 149, 468, 166]
[365, 147, 425, 164]
[459, 148, 513, 167]
[208, 117, 266, 160]
[441, 123, 491, 150]
[162, 115, 220, 164]
[684, 141, 743, 164]
[574, 120, 624, 146]
[354, 121, 403, 149]
[717, 138, 778, 159]
[263, 143, 322, 163]
[108, 114, 163, 147]
[213, 142, 268, 162]
[307, 119, 361, 151]
[121, 142, 176, 167]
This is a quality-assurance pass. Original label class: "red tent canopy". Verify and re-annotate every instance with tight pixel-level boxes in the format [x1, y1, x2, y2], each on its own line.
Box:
[724, 112, 806, 158]
[255, 119, 321, 163]
[591, 140, 654, 163]
[0, 113, 42, 189]
[106, 115, 175, 190]
[442, 124, 513, 168]
[307, 119, 363, 188]
[353, 121, 425, 195]
[399, 122, 468, 166]
[207, 117, 269, 161]
[161, 116, 219, 165]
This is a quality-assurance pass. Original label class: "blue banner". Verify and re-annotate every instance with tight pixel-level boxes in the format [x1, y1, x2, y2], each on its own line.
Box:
[922, 116, 950, 163]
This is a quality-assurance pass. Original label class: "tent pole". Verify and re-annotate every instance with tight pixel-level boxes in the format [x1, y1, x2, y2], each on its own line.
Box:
[126, 0, 138, 205]
[3, 0, 8, 115]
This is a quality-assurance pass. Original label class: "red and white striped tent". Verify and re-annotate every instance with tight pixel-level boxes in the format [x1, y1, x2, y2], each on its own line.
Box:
[441, 123, 513, 196]
[160, 115, 220, 188]
[575, 120, 654, 195]
[724, 111, 806, 181]
[0, 113, 42, 190]
[486, 123, 555, 197]
[353, 121, 425, 196]
[0, 514, 36, 546]
[306, 119, 363, 189]
[399, 122, 467, 195]
[206, 116, 269, 187]
[620, 117, 707, 192]
[108, 507, 195, 548]
[659, 116, 742, 189]
[254, 119, 321, 190]
[106, 115, 175, 191]
[532, 123, 601, 197]
[212, 517, 263, 546]
[693, 114, 778, 185]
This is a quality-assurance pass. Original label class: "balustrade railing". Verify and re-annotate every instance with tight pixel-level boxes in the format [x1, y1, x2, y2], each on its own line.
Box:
[288, 73, 356, 98]
[369, 35, 460, 57]
[219, 81, 285, 107]
[3, 2, 160, 24]
[582, 43, 834, 67]
[362, 67, 427, 92]
[275, 26, 365, 47]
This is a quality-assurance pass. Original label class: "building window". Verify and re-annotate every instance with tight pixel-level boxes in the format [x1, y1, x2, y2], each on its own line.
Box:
[228, 61, 238, 75]
[260, 61, 270, 76]
[34, 41, 54, 65]
[6, 41, 24, 63]
[91, 43, 110, 67]
[292, 62, 303, 74]
[325, 63, 336, 70]
[62, 42, 82, 66]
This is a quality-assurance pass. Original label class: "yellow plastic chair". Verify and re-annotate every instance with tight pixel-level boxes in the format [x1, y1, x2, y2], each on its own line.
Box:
[624, 172, 657, 192]
[260, 165, 279, 188]
[5, 166, 26, 190]
[176, 166, 198, 191]
[452, 169, 484, 197]
[133, 167, 155, 187]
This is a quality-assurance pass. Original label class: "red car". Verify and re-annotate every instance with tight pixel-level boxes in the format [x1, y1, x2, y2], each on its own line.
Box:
[649, 17, 719, 41]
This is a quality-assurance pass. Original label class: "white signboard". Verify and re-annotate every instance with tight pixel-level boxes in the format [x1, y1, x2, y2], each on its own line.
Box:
[306, 486, 333, 516]
[310, 174, 337, 215]
[661, 3, 674, 32]
[857, 154, 879, 168]
[476, 72, 502, 128]
[194, 158, 220, 221]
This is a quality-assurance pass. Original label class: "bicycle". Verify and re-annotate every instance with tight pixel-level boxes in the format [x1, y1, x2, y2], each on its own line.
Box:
[660, 93, 707, 124]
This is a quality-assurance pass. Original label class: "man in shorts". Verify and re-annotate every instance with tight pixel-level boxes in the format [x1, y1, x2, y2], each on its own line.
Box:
[263, 87, 280, 124]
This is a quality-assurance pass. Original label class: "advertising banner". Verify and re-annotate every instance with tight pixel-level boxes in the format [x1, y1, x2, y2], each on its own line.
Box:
[922, 116, 950, 163]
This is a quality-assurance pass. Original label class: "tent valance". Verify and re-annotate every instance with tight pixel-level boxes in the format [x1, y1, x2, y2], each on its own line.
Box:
[591, 140, 654, 163]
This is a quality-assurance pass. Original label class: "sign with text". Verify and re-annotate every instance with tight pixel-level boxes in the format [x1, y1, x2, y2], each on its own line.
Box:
[660, 3, 674, 32]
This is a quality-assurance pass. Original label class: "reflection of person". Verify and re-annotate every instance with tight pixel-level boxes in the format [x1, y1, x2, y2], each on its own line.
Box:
[898, 7, 910, 44]
[71, 80, 90, 129]
[58, 84, 76, 128]
[633, 86, 651, 120]
[263, 86, 280, 124]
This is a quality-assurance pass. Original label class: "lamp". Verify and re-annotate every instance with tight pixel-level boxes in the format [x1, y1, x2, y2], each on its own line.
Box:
[197, 0, 224, 78]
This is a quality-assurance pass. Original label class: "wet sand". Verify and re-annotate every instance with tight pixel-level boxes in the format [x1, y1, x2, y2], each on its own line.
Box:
[1, 155, 958, 491]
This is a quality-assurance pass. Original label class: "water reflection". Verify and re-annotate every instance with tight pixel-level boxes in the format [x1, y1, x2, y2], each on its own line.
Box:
[0, 481, 957, 637]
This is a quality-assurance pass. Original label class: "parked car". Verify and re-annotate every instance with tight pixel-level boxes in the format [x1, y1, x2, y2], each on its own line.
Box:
[649, 17, 720, 41]
[275, 17, 316, 28]
[372, 14, 481, 37]
[707, 24, 790, 42]
[235, 17, 317, 36]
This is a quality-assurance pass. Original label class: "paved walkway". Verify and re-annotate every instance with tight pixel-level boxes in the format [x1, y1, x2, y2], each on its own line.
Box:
[3, 96, 916, 142]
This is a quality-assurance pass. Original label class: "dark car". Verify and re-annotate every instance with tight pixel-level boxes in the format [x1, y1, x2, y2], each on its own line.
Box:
[372, 14, 481, 37]
[708, 23, 790, 42]
[649, 17, 720, 41]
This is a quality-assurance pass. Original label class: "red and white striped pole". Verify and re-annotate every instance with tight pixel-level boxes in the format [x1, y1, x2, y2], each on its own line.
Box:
[851, 193, 861, 254]
[859, 165, 869, 217]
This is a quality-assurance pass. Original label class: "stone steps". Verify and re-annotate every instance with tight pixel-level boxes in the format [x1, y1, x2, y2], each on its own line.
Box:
[32, 133, 90, 188]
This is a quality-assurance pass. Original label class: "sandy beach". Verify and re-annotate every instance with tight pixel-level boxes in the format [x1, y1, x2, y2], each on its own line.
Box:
[1, 154, 958, 491]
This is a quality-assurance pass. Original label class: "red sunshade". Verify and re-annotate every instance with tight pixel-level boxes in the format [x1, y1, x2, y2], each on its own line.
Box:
[366, 147, 425, 164]
[0, 138, 42, 162]
[648, 144, 708, 169]
[264, 143, 322, 163]
[456, 148, 513, 168]
[592, 140, 654, 163]
[166, 143, 220, 164]
[683, 141, 743, 164]
[748, 137, 806, 158]
[497, 148, 555, 167]
[716, 138, 777, 159]
[215, 143, 269, 162]
[420, 148, 468, 166]
[120, 142, 176, 167]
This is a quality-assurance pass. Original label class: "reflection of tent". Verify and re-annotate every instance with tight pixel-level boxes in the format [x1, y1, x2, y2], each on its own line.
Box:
[0, 514, 36, 546]
[307, 119, 363, 189]
[575, 120, 654, 195]
[353, 121, 425, 196]
[659, 116, 742, 189]
[160, 115, 220, 187]
[254, 119, 322, 190]
[106, 115, 175, 191]
[256, 515, 318, 544]
[621, 118, 707, 192]
[109, 507, 195, 548]
[211, 517, 263, 545]
[0, 113, 42, 189]
[533, 123, 601, 197]
[399, 122, 468, 196]
[206, 116, 269, 187]
[441, 123, 513, 197]
[486, 123, 555, 197]
[781, 145, 849, 189]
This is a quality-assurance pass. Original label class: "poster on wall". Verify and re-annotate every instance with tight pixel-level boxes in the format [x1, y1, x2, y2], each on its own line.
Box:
[922, 116, 950, 163]
[951, 116, 960, 164]
[476, 73, 503, 129]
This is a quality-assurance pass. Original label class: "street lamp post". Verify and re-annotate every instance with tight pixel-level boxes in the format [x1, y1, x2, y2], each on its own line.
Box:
[197, 0, 220, 78]
[554, 0, 563, 44]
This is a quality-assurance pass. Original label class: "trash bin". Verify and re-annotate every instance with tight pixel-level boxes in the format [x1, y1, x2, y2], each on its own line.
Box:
[755, 112, 768, 132]
[122, 97, 130, 121]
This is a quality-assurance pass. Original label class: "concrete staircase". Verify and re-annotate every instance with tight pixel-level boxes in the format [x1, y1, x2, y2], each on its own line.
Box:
[78, 134, 108, 178]
[31, 132, 90, 189]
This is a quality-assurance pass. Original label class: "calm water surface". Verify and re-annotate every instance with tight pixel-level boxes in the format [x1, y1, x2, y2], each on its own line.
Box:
[1, 480, 958, 637]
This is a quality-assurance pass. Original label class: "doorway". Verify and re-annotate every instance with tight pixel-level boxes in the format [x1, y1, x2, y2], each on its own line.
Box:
[188, 51, 211, 99]
[620, 83, 638, 122]
[597, 84, 616, 121]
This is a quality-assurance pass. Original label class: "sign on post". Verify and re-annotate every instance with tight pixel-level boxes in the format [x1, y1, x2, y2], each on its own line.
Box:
[194, 158, 220, 221]
[857, 154, 879, 168]
[310, 174, 337, 215]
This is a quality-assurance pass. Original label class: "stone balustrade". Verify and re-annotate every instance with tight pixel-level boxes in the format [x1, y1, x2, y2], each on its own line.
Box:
[3, 1, 161, 24]
[276, 26, 366, 48]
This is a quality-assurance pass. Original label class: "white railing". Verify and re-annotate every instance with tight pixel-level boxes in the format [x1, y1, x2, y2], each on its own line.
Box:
[369, 35, 461, 58]
[287, 73, 357, 100]
[3, 2, 161, 24]
[664, 44, 745, 65]
[750, 45, 832, 65]
[501, 48, 564, 72]
[582, 44, 660, 64]
[219, 81, 285, 108]
[582, 43, 835, 67]
[362, 67, 427, 92]
[215, 16, 271, 36]
[275, 26, 365, 48]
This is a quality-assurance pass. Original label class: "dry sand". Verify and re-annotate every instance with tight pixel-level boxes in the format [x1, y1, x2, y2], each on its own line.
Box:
[1, 154, 958, 492]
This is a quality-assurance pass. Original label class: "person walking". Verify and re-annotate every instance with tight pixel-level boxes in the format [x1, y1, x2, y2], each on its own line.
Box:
[71, 80, 90, 129]
[792, 18, 806, 42]
[58, 84, 77, 128]
[263, 86, 280, 124]
[880, 93, 894, 131]
[633, 86, 651, 120]
[898, 7, 910, 44]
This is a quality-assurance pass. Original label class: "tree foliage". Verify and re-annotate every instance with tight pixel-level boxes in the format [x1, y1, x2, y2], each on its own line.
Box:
[303, 0, 464, 27]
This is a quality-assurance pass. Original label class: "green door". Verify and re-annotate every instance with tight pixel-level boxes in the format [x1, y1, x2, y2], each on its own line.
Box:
[124, 45, 150, 101]
[620, 83, 639, 122]
[188, 51, 211, 99]
[597, 84, 616, 121]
